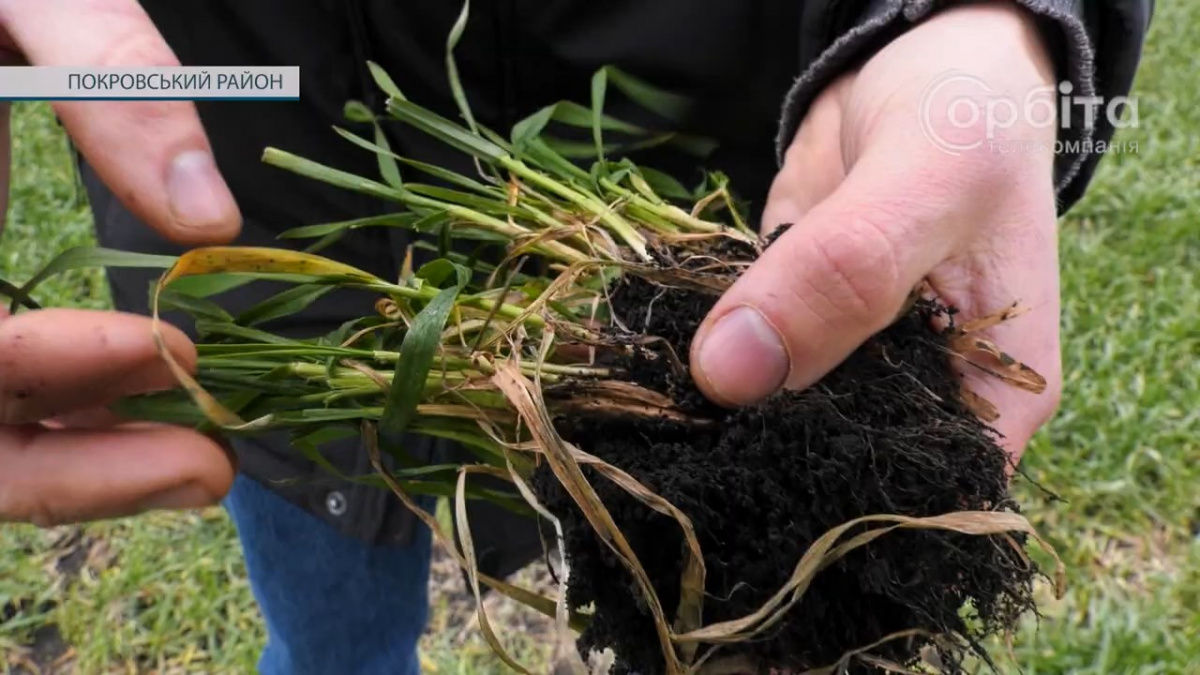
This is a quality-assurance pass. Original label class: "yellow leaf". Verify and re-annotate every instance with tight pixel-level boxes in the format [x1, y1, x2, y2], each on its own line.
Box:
[161, 246, 382, 286]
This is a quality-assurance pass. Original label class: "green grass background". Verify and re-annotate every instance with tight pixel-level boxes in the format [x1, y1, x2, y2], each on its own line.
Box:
[1, 5, 1198, 672]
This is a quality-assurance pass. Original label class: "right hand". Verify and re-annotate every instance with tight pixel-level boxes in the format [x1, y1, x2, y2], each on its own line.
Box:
[0, 0, 242, 525]
[0, 309, 236, 527]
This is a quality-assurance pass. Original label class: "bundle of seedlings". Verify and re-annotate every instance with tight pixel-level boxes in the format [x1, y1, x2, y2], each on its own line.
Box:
[8, 15, 1062, 675]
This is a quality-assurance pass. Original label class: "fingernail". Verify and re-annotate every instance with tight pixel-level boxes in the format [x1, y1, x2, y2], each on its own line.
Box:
[696, 305, 790, 405]
[140, 484, 214, 512]
[166, 150, 231, 232]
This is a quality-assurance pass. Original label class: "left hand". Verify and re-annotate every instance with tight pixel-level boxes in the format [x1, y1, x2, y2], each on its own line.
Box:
[690, 2, 1064, 461]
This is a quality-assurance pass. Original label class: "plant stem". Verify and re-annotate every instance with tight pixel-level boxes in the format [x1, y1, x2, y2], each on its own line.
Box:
[499, 157, 651, 261]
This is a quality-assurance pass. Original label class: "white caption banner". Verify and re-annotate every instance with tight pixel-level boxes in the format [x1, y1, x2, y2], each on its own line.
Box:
[0, 66, 300, 100]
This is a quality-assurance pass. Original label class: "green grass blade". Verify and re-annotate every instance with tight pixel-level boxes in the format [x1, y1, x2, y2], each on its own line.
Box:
[278, 213, 420, 240]
[331, 126, 404, 190]
[12, 246, 176, 312]
[405, 184, 520, 215]
[511, 100, 650, 157]
[367, 61, 405, 100]
[445, 0, 478, 134]
[523, 138, 592, 184]
[603, 66, 690, 121]
[381, 264, 470, 437]
[343, 100, 375, 124]
[386, 99, 505, 162]
[511, 105, 556, 153]
[157, 288, 234, 323]
[415, 259, 472, 289]
[637, 166, 692, 201]
[543, 101, 645, 135]
[396, 157, 498, 196]
[194, 321, 296, 345]
[591, 67, 608, 161]
[263, 148, 405, 203]
[235, 284, 335, 327]
[165, 273, 257, 298]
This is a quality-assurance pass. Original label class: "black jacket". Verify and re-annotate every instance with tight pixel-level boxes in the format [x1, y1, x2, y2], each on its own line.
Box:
[88, 0, 1151, 577]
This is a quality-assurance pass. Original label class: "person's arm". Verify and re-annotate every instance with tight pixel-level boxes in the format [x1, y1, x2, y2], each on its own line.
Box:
[691, 1, 1150, 462]
[0, 0, 241, 525]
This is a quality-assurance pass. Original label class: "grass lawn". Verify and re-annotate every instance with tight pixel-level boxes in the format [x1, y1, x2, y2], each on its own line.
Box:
[2, 5, 1198, 671]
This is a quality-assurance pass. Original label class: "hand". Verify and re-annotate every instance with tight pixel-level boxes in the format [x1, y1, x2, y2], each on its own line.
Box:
[0, 0, 241, 243]
[0, 309, 235, 526]
[690, 3, 1063, 460]
[0, 1, 241, 525]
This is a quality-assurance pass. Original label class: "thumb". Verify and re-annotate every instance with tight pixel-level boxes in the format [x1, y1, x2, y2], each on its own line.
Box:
[0, 0, 241, 245]
[690, 152, 967, 406]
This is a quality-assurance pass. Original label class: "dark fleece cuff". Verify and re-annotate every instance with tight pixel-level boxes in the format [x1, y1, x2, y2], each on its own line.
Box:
[775, 0, 1115, 214]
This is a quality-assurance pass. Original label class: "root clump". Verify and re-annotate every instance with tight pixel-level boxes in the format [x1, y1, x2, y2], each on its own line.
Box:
[535, 237, 1037, 674]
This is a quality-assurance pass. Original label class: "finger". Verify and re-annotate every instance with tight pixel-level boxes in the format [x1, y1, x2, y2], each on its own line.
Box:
[759, 75, 851, 238]
[0, 0, 241, 244]
[930, 205, 1062, 460]
[47, 407, 125, 429]
[0, 309, 196, 424]
[0, 423, 234, 526]
[691, 149, 971, 406]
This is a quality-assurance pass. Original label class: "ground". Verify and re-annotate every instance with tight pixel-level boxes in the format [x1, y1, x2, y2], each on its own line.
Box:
[1, 5, 1198, 671]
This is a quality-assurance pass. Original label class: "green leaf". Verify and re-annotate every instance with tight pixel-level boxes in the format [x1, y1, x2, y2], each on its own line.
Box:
[404, 183, 520, 215]
[445, 1, 477, 133]
[343, 100, 375, 123]
[235, 284, 335, 327]
[263, 148, 405, 203]
[374, 125, 404, 189]
[295, 425, 359, 447]
[539, 136, 614, 159]
[510, 100, 650, 157]
[477, 124, 515, 154]
[156, 288, 234, 323]
[278, 213, 420, 240]
[637, 166, 692, 201]
[591, 67, 608, 162]
[396, 157, 499, 196]
[603, 66, 691, 121]
[511, 105, 556, 152]
[331, 126, 404, 190]
[13, 246, 176, 312]
[386, 99, 505, 162]
[407, 418, 523, 470]
[194, 321, 295, 345]
[380, 270, 470, 436]
[523, 138, 591, 184]
[416, 259, 471, 289]
[367, 61, 405, 101]
[411, 211, 454, 234]
[165, 273, 257, 298]
[543, 101, 645, 135]
[668, 133, 719, 158]
[303, 230, 347, 254]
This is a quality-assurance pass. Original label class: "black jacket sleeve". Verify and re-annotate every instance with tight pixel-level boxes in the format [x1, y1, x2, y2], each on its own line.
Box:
[777, 0, 1153, 214]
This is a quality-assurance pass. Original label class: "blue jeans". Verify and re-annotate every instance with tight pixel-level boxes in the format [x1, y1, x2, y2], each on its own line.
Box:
[223, 476, 433, 675]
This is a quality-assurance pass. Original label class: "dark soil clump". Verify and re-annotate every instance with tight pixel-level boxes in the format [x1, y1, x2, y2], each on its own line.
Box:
[533, 238, 1039, 674]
